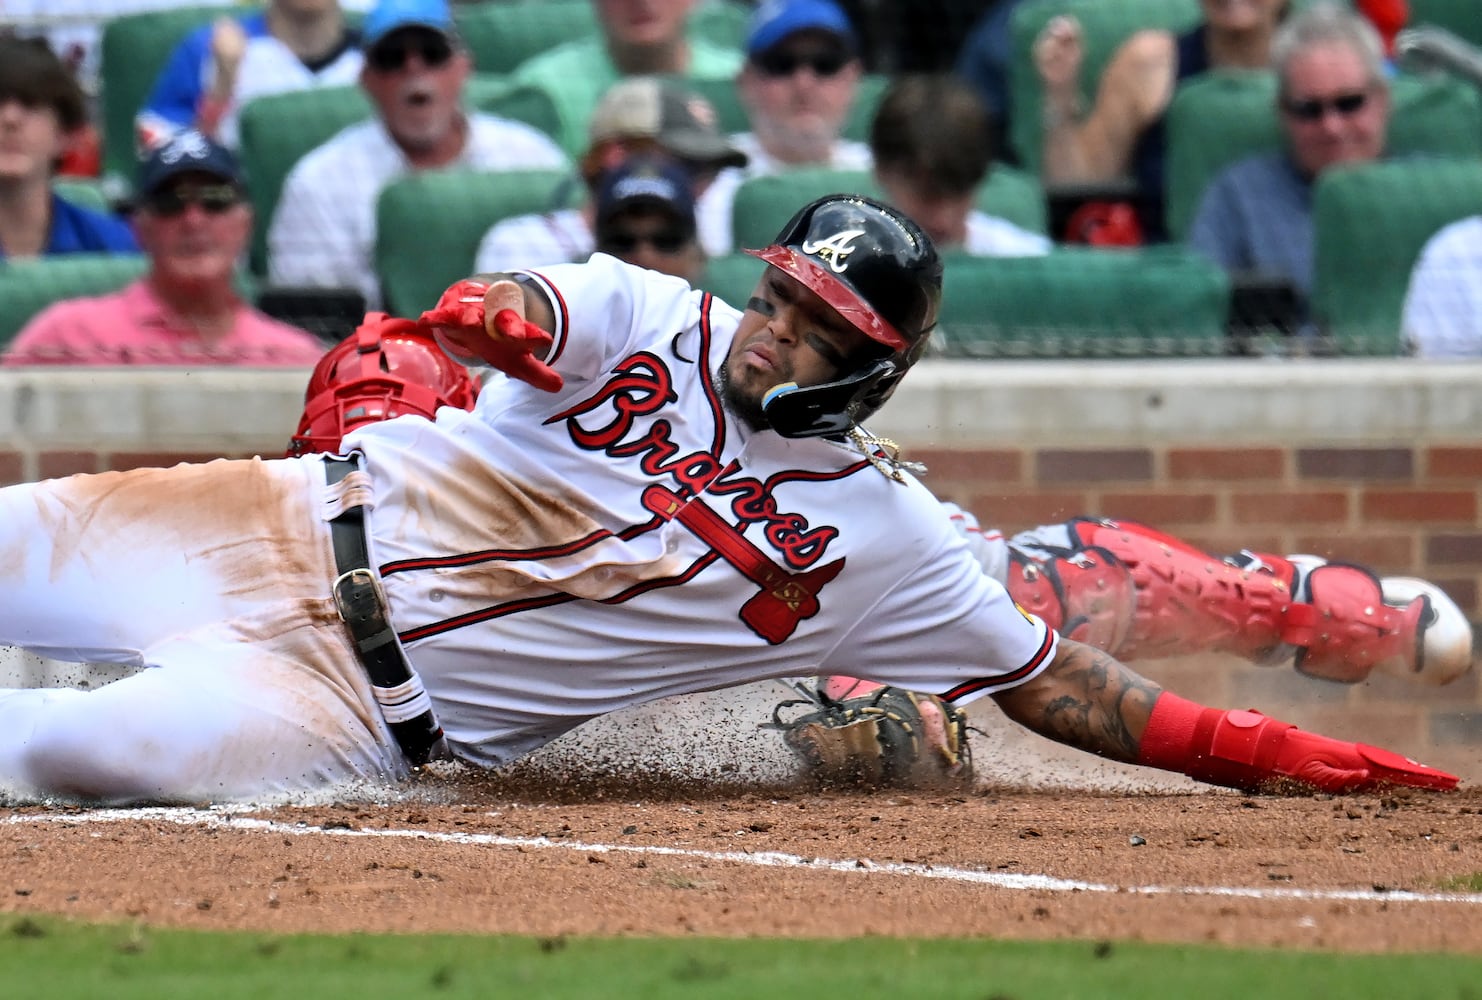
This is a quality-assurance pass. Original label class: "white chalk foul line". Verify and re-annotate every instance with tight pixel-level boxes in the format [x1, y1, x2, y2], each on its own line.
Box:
[7, 806, 1482, 906]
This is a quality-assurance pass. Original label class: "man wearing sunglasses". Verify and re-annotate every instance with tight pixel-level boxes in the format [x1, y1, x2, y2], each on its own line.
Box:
[592, 155, 706, 283]
[1188, 3, 1391, 326]
[137, 0, 365, 155]
[5, 130, 324, 366]
[267, 0, 569, 311]
[696, 0, 870, 255]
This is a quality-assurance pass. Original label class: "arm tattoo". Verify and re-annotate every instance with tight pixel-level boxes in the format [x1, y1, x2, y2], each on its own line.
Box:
[1036, 643, 1162, 763]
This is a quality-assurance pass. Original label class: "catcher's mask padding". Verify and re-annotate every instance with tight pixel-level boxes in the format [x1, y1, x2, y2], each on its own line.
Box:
[289, 313, 479, 456]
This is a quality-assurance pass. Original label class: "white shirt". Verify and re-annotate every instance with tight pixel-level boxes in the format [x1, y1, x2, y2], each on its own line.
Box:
[343, 254, 1055, 767]
[1401, 215, 1482, 359]
[697, 132, 873, 256]
[963, 209, 1052, 257]
[268, 113, 570, 308]
[474, 207, 592, 275]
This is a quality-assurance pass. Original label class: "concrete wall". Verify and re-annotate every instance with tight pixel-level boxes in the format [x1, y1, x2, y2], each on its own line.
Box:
[1, 359, 1478, 777]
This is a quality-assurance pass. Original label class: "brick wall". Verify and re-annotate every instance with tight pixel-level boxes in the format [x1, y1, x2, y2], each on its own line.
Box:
[0, 360, 1478, 776]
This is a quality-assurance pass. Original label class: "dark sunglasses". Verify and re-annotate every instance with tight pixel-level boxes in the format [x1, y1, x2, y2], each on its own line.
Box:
[752, 48, 851, 78]
[1281, 90, 1369, 122]
[144, 183, 241, 217]
[367, 34, 454, 73]
[600, 230, 691, 255]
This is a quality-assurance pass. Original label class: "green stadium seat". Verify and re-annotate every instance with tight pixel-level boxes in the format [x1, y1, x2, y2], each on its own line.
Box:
[99, 5, 248, 186]
[470, 80, 566, 149]
[0, 254, 149, 346]
[455, 0, 751, 76]
[935, 246, 1231, 357]
[698, 252, 766, 307]
[729, 167, 876, 252]
[1007, 0, 1202, 175]
[840, 74, 890, 144]
[1409, 0, 1482, 47]
[237, 85, 374, 275]
[454, 0, 599, 76]
[1165, 71, 1482, 241]
[1310, 158, 1482, 354]
[978, 164, 1049, 235]
[375, 168, 571, 316]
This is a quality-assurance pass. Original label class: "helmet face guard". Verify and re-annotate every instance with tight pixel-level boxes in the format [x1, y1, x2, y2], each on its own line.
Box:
[741, 194, 941, 439]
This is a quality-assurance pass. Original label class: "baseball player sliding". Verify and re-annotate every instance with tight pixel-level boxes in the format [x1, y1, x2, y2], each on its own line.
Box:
[0, 194, 1464, 805]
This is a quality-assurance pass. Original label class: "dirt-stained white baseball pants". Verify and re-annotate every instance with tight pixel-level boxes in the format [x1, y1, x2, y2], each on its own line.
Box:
[0, 456, 405, 804]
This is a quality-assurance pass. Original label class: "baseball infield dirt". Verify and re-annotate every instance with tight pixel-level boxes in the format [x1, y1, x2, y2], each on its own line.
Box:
[3, 725, 1480, 954]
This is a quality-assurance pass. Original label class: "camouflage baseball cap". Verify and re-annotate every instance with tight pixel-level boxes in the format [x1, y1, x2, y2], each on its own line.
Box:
[588, 76, 748, 170]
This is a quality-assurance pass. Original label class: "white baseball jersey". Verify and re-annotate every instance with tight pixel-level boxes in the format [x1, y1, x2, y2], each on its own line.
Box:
[345, 254, 1055, 768]
[0, 254, 1052, 803]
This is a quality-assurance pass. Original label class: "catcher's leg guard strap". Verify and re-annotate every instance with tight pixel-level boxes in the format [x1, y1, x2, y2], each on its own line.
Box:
[1288, 563, 1429, 683]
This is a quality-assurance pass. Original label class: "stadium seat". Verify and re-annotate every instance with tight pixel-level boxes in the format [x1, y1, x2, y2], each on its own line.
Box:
[1409, 0, 1482, 48]
[1007, 0, 1202, 175]
[0, 254, 149, 346]
[1165, 71, 1482, 241]
[978, 163, 1050, 235]
[455, 0, 751, 76]
[98, 5, 245, 186]
[729, 168, 877, 252]
[840, 74, 891, 144]
[1310, 158, 1482, 354]
[454, 0, 599, 76]
[935, 246, 1231, 357]
[237, 85, 374, 275]
[698, 252, 766, 307]
[375, 168, 571, 316]
[469, 80, 566, 149]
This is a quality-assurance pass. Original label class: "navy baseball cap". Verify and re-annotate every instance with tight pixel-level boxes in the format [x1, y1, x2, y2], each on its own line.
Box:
[594, 157, 698, 236]
[746, 0, 856, 56]
[362, 0, 455, 50]
[136, 129, 244, 195]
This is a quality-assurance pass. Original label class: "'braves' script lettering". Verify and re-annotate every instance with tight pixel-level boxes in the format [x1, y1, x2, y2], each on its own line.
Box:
[548, 353, 837, 572]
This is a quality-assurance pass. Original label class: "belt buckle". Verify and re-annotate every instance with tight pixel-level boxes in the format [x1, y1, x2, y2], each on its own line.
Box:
[332, 567, 389, 633]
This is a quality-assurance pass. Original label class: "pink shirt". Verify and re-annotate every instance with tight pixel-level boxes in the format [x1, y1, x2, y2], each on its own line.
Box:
[4, 279, 325, 366]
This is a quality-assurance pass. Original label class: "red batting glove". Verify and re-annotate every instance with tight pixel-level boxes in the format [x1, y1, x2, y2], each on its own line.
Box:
[1138, 693, 1458, 794]
[418, 279, 563, 393]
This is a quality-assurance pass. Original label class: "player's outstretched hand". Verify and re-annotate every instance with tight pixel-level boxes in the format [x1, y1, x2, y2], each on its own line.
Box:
[1138, 693, 1459, 795]
[419, 279, 563, 393]
[1262, 717, 1459, 794]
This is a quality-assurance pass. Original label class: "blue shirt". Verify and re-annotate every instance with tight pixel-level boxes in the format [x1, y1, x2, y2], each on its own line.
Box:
[1131, 26, 1212, 242]
[0, 193, 139, 259]
[1187, 151, 1314, 302]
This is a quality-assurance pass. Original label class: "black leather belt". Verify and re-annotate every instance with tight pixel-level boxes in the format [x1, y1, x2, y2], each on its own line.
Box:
[325, 456, 443, 765]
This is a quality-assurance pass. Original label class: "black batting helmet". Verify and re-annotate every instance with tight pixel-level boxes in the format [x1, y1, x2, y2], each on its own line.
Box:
[744, 193, 942, 438]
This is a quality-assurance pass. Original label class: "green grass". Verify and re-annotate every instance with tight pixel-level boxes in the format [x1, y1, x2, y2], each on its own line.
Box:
[1437, 872, 1482, 892]
[3, 916, 1482, 999]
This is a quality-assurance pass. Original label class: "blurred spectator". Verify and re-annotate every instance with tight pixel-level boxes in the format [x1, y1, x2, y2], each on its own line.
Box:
[474, 76, 744, 274]
[1187, 3, 1389, 316]
[953, 0, 1027, 166]
[509, 0, 745, 157]
[695, 0, 870, 253]
[1033, 0, 1285, 241]
[0, 36, 137, 259]
[4, 130, 322, 366]
[592, 155, 707, 283]
[136, 0, 365, 154]
[870, 74, 1049, 256]
[1400, 216, 1482, 358]
[267, 0, 569, 309]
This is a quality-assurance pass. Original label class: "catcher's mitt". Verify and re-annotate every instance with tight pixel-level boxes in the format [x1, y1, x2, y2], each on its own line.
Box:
[766, 682, 973, 789]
